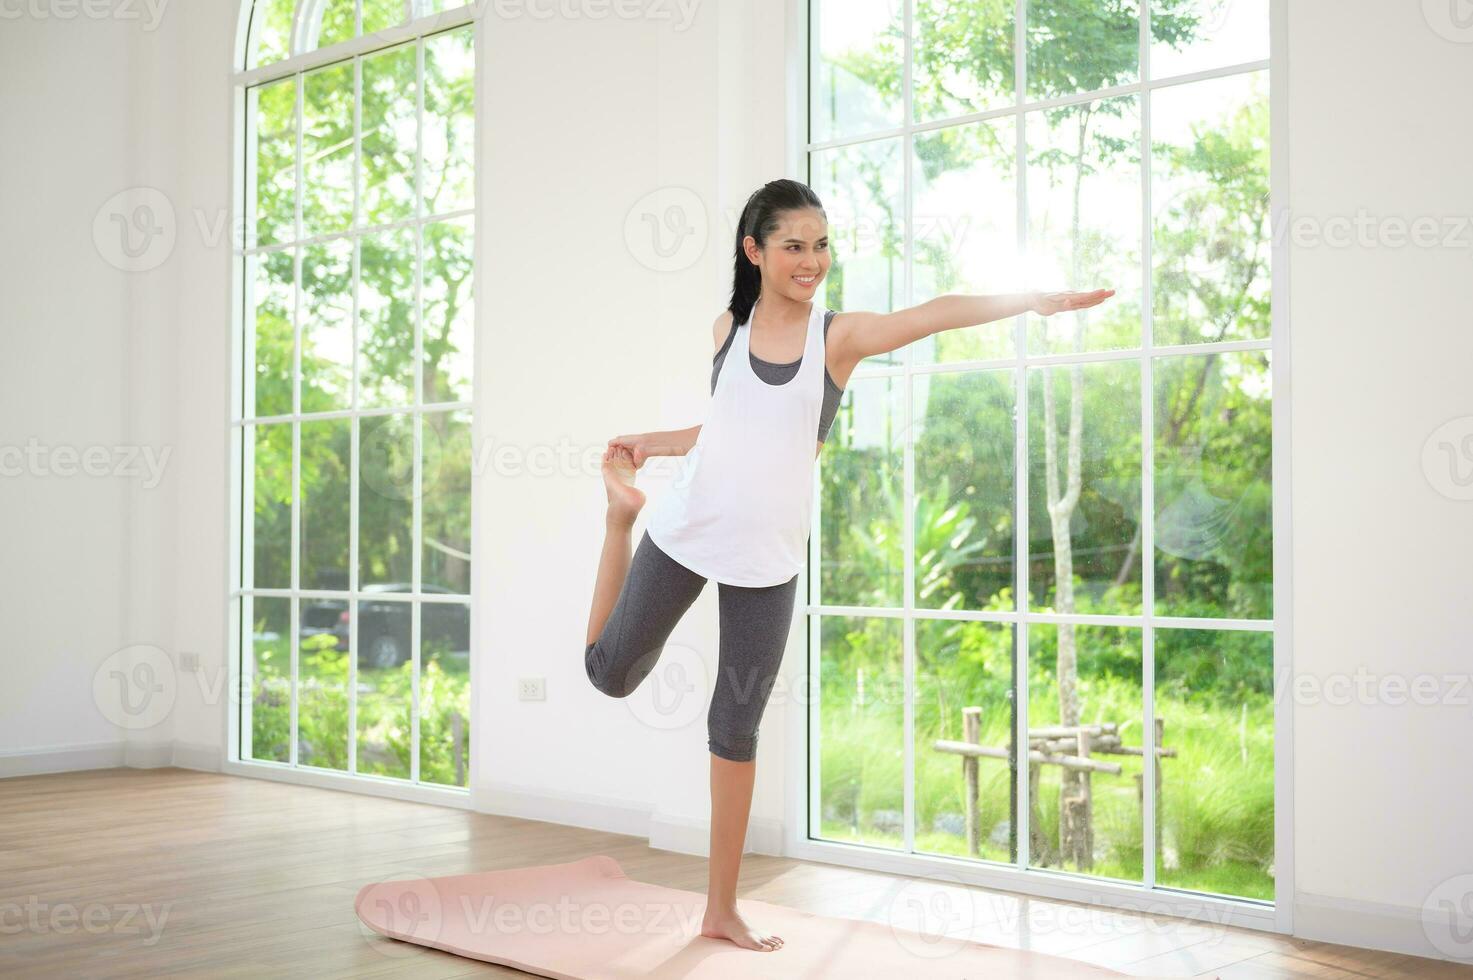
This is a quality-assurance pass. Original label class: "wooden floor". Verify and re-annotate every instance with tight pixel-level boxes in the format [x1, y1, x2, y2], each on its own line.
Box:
[2, 768, 1468, 979]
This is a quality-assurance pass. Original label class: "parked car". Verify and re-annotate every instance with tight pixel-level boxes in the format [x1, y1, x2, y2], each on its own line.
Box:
[298, 584, 469, 670]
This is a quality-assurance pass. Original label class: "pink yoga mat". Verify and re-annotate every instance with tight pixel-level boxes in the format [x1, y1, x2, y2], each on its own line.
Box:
[355, 854, 1200, 978]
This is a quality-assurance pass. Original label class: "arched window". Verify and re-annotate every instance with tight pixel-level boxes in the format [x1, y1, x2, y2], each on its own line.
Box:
[231, 1, 477, 797]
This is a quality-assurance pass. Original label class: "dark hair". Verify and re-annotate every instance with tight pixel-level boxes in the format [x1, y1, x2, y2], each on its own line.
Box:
[729, 179, 826, 329]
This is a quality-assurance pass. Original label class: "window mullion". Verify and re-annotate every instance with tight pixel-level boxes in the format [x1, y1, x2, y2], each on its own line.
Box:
[900, 0, 916, 861]
[288, 69, 304, 771]
[1013, 0, 1030, 874]
[1140, 0, 1159, 894]
[410, 34, 427, 785]
[347, 45, 364, 779]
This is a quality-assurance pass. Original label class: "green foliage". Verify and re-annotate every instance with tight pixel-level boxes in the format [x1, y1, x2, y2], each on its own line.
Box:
[298, 635, 350, 769]
[247, 622, 470, 787]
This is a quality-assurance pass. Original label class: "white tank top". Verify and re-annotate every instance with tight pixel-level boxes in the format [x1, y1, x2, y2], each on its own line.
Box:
[646, 301, 826, 587]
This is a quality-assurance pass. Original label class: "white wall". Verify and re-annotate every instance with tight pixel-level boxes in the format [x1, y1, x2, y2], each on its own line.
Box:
[1284, 0, 1473, 958]
[0, 10, 149, 767]
[3, 0, 1472, 964]
[468, 0, 799, 850]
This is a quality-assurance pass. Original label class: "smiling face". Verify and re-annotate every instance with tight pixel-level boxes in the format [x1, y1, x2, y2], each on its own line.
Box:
[744, 207, 830, 304]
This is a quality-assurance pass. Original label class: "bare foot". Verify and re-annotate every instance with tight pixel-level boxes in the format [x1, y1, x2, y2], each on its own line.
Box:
[602, 446, 645, 526]
[700, 905, 784, 952]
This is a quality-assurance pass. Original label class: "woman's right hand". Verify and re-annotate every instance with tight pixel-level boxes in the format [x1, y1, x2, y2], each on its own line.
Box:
[606, 433, 655, 469]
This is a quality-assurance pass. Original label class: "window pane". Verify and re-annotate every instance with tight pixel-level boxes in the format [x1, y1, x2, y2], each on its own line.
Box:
[355, 595, 409, 670]
[1026, 0, 1140, 101]
[911, 116, 1018, 366]
[424, 26, 475, 215]
[251, 423, 293, 589]
[1151, 70, 1270, 346]
[248, 249, 295, 419]
[422, 410, 471, 593]
[300, 595, 348, 663]
[1027, 360, 1142, 615]
[310, 0, 356, 50]
[300, 417, 352, 591]
[301, 239, 354, 412]
[422, 216, 473, 405]
[357, 597, 411, 778]
[1154, 627, 1274, 900]
[303, 61, 355, 238]
[246, 0, 294, 69]
[810, 138, 905, 369]
[358, 227, 417, 407]
[363, 0, 407, 35]
[249, 77, 296, 249]
[362, 43, 417, 226]
[300, 595, 349, 771]
[912, 0, 1014, 123]
[420, 601, 472, 787]
[914, 619, 1015, 864]
[359, 413, 415, 588]
[810, 0, 902, 143]
[913, 369, 1015, 613]
[247, 596, 291, 763]
[819, 377, 905, 609]
[1026, 95, 1143, 355]
[1150, 0, 1268, 80]
[1153, 350, 1272, 619]
[815, 615, 904, 849]
[1027, 623, 1144, 882]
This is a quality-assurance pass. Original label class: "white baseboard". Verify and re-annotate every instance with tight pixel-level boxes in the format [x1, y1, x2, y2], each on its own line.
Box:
[1295, 889, 1473, 966]
[0, 740, 217, 778]
[171, 739, 224, 772]
[124, 740, 176, 769]
[475, 777, 659, 840]
[0, 741, 128, 777]
[473, 778, 786, 860]
[648, 809, 785, 859]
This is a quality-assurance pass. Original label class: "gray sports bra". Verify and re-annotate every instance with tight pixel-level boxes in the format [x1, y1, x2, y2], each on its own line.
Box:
[711, 309, 845, 443]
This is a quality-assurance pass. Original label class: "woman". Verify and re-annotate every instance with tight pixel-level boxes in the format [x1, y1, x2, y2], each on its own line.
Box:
[582, 178, 1113, 952]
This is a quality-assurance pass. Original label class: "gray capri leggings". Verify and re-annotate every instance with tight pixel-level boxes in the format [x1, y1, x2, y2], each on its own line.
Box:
[584, 529, 799, 762]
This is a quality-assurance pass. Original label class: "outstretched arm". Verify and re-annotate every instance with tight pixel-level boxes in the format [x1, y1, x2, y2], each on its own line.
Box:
[830, 289, 1115, 363]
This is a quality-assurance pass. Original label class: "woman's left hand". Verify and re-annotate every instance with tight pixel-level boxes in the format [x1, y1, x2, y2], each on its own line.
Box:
[1030, 288, 1116, 316]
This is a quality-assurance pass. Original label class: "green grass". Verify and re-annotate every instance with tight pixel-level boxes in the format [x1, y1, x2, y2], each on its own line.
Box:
[815, 672, 1274, 902]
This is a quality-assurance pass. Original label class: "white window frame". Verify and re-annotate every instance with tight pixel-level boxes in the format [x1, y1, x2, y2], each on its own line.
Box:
[784, 0, 1294, 936]
[224, 0, 481, 809]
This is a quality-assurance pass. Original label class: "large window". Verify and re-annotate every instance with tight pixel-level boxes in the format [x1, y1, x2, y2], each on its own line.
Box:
[807, 0, 1277, 906]
[232, 1, 475, 791]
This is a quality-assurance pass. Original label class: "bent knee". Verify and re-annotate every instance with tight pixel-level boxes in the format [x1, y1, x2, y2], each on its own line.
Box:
[585, 641, 620, 696]
[585, 640, 634, 698]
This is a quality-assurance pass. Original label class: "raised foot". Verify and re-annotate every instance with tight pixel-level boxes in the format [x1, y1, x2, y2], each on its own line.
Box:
[700, 906, 784, 952]
[602, 446, 646, 526]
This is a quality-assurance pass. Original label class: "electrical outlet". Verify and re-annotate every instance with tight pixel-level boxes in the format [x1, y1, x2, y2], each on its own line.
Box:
[518, 677, 546, 701]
